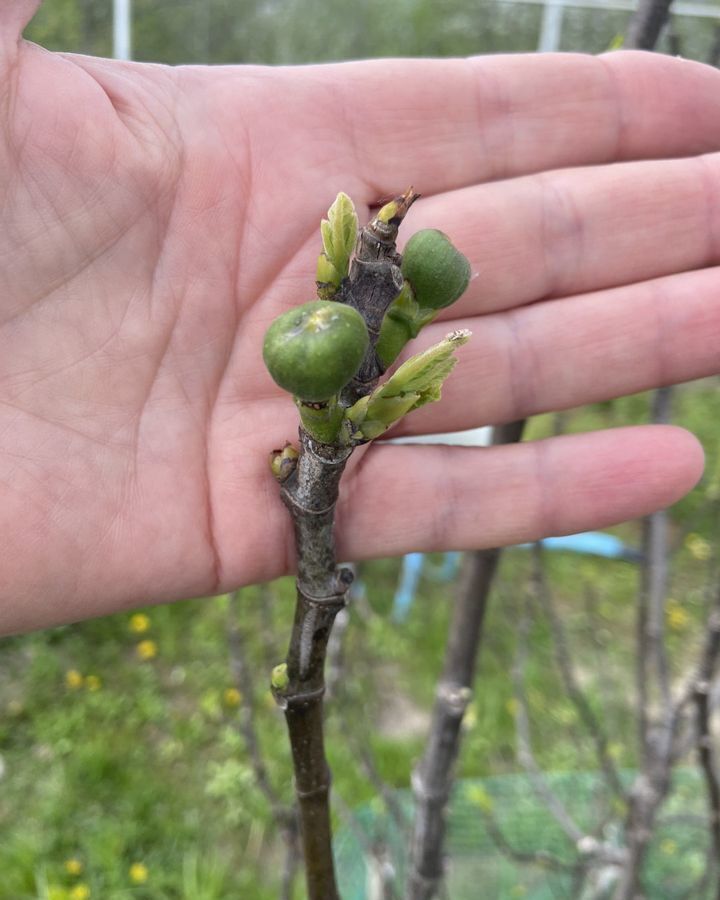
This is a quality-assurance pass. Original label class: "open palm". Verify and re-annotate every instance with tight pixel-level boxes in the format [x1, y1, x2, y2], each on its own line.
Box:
[3, 4, 719, 632]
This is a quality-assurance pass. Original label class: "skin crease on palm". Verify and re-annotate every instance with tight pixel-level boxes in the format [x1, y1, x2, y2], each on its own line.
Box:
[2, 2, 720, 634]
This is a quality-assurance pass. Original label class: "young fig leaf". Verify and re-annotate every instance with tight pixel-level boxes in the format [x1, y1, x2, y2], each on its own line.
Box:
[382, 329, 471, 403]
[346, 329, 471, 441]
[320, 192, 358, 283]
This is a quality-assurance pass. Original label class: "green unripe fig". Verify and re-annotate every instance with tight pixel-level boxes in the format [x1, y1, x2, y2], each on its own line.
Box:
[263, 300, 369, 402]
[400, 229, 471, 310]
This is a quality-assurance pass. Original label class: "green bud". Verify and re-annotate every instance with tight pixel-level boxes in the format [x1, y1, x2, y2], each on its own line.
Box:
[368, 187, 420, 234]
[263, 300, 369, 402]
[401, 229, 471, 311]
[269, 443, 299, 481]
[376, 197, 403, 224]
[271, 663, 289, 691]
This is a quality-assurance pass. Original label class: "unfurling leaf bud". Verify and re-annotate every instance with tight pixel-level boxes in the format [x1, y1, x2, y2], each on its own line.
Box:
[384, 329, 471, 401]
[345, 329, 471, 442]
[320, 192, 358, 284]
[401, 229, 471, 311]
[263, 300, 369, 402]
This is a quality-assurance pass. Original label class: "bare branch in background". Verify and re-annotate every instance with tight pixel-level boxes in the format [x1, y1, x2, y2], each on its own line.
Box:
[613, 387, 677, 900]
[693, 586, 720, 897]
[665, 20, 682, 55]
[639, 388, 674, 758]
[513, 583, 586, 847]
[708, 24, 720, 67]
[227, 589, 300, 897]
[406, 420, 526, 900]
[481, 805, 580, 874]
[228, 589, 284, 814]
[334, 792, 400, 900]
[514, 550, 630, 889]
[335, 677, 409, 840]
[531, 544, 626, 801]
[626, 0, 674, 49]
[327, 598, 407, 898]
[280, 824, 301, 900]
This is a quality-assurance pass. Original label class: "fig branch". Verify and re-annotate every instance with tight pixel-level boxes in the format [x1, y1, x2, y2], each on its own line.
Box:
[262, 188, 472, 900]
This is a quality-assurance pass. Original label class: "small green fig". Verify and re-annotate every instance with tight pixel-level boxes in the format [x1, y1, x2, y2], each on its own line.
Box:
[400, 229, 471, 310]
[263, 300, 369, 402]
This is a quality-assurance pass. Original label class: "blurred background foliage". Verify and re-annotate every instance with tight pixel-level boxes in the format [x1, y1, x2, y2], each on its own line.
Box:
[4, 2, 720, 898]
[25, 0, 720, 63]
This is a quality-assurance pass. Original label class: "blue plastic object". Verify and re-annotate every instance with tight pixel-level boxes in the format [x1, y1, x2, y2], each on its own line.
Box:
[519, 532, 641, 561]
[391, 534, 639, 622]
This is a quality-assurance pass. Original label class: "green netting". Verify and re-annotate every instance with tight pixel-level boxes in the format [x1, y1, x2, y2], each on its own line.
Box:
[334, 769, 712, 899]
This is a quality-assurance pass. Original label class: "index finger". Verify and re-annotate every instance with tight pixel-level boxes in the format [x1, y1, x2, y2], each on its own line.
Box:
[313, 51, 720, 199]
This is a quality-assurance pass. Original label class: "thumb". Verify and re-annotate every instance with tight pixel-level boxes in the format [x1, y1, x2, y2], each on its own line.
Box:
[1, 1, 42, 48]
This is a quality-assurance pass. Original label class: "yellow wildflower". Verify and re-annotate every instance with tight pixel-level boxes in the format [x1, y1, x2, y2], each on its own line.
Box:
[666, 600, 690, 632]
[65, 670, 83, 690]
[85, 675, 101, 692]
[505, 697, 519, 716]
[69, 885, 90, 900]
[129, 613, 151, 634]
[129, 862, 149, 884]
[660, 838, 678, 855]
[64, 858, 83, 876]
[686, 533, 712, 561]
[223, 687, 242, 708]
[136, 640, 157, 661]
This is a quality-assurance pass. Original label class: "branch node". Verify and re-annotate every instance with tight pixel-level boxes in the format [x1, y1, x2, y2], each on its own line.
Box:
[436, 680, 473, 715]
[295, 781, 331, 801]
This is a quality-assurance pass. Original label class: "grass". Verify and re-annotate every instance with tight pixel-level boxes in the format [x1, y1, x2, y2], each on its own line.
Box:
[0, 381, 718, 898]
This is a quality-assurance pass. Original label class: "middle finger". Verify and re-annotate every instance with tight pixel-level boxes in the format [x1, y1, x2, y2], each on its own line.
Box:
[402, 152, 720, 317]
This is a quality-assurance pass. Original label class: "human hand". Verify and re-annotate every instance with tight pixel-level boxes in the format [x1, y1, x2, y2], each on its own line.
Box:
[2, 4, 717, 631]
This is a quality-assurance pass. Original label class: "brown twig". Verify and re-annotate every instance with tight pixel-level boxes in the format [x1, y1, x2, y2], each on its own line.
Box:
[626, 0, 675, 49]
[271, 193, 418, 899]
[614, 388, 676, 900]
[406, 420, 526, 900]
